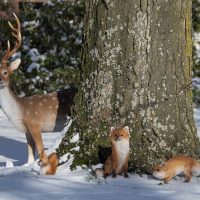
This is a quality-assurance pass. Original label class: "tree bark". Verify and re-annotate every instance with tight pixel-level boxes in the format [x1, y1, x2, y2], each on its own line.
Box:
[57, 0, 200, 174]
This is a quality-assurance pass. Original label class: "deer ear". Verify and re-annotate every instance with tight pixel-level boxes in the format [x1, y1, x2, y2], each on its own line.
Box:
[9, 59, 21, 72]
[123, 126, 129, 134]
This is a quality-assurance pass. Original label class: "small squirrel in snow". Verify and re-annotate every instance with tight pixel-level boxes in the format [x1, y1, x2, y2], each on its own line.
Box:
[38, 150, 58, 175]
[152, 155, 200, 184]
[95, 126, 130, 178]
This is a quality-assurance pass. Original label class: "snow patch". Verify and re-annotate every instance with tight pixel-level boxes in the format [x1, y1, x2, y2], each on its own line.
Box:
[6, 161, 14, 168]
[70, 133, 79, 143]
[27, 62, 40, 72]
[70, 146, 80, 151]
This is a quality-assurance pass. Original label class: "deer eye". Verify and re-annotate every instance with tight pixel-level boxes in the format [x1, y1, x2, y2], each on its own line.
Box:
[4, 71, 7, 75]
[157, 169, 160, 171]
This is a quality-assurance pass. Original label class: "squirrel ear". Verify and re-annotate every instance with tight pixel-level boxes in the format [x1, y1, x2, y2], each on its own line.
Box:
[123, 126, 129, 134]
[161, 161, 165, 168]
[152, 161, 156, 167]
[109, 127, 116, 138]
[111, 127, 116, 133]
[44, 150, 47, 154]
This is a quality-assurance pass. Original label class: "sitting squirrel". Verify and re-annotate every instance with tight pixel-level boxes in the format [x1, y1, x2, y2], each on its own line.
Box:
[95, 126, 130, 178]
[38, 150, 58, 175]
[152, 155, 200, 183]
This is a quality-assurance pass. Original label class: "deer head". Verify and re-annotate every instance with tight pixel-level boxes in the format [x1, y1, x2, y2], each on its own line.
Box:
[0, 13, 22, 89]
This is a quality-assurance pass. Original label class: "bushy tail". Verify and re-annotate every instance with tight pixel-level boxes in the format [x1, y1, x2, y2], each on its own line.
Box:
[95, 168, 104, 177]
[48, 153, 58, 174]
[191, 161, 200, 177]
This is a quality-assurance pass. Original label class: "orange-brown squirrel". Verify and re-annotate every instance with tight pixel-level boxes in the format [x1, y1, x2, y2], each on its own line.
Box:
[38, 150, 58, 175]
[152, 155, 200, 184]
[95, 126, 130, 178]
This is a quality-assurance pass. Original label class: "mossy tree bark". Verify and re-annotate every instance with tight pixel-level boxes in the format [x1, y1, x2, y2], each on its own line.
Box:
[57, 0, 200, 174]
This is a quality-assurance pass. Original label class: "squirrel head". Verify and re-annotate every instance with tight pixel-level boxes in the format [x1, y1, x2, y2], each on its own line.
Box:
[38, 150, 48, 161]
[109, 126, 129, 143]
[151, 161, 166, 179]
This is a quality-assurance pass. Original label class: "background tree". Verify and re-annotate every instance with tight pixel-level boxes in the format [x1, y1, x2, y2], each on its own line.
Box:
[57, 0, 200, 174]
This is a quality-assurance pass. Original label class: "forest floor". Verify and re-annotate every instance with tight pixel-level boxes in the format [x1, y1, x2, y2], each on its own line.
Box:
[1, 108, 200, 200]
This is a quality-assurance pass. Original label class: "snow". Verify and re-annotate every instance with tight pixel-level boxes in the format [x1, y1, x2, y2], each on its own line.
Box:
[28, 85, 35, 89]
[27, 62, 40, 73]
[11, 52, 21, 60]
[1, 109, 200, 199]
[192, 78, 200, 89]
[194, 32, 200, 59]
[70, 132, 79, 143]
[70, 146, 80, 151]
[22, 20, 40, 28]
[6, 161, 14, 168]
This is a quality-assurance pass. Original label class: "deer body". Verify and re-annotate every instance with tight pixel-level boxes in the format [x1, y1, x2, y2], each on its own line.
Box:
[0, 73, 75, 165]
[0, 14, 75, 165]
[0, 85, 75, 133]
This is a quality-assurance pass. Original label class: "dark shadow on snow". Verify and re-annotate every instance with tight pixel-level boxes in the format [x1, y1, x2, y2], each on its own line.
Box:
[0, 136, 48, 166]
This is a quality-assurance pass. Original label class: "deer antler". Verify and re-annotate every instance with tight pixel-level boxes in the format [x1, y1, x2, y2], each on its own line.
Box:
[1, 13, 22, 65]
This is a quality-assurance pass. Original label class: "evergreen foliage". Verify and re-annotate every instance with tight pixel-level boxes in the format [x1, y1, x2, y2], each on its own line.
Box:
[0, 0, 10, 12]
[192, 0, 200, 33]
[0, 0, 83, 96]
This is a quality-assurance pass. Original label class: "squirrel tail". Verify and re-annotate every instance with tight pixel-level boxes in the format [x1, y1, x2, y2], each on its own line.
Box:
[95, 168, 104, 177]
[48, 153, 58, 175]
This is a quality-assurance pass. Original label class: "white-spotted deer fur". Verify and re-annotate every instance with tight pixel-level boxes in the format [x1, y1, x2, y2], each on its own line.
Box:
[0, 13, 76, 165]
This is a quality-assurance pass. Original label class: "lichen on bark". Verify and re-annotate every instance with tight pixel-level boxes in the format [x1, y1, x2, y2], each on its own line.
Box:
[57, 0, 200, 174]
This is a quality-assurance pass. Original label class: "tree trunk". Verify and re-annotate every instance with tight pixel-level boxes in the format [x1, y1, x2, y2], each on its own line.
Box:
[57, 0, 200, 174]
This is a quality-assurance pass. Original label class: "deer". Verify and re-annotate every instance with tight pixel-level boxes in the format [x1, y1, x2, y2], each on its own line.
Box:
[0, 13, 76, 166]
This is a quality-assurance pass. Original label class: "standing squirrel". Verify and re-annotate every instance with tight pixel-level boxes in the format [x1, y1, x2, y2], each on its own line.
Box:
[38, 150, 58, 175]
[95, 126, 130, 178]
[152, 155, 200, 184]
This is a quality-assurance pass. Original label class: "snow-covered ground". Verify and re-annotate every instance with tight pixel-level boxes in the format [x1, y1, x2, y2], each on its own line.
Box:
[1, 109, 200, 200]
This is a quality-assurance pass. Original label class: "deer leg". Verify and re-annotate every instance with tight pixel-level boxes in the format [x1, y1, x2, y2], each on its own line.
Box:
[25, 132, 35, 165]
[27, 126, 44, 155]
